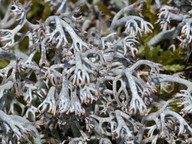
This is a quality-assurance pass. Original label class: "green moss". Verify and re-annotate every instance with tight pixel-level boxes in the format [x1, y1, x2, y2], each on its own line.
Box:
[0, 59, 9, 69]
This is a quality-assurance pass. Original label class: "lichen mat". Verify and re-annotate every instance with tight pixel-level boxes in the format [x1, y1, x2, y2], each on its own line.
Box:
[0, 0, 192, 143]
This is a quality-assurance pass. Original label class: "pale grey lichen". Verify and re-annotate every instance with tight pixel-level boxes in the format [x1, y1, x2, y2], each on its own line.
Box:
[0, 0, 192, 144]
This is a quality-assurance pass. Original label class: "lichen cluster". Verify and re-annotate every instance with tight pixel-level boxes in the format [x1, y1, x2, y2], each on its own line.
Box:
[0, 0, 192, 143]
